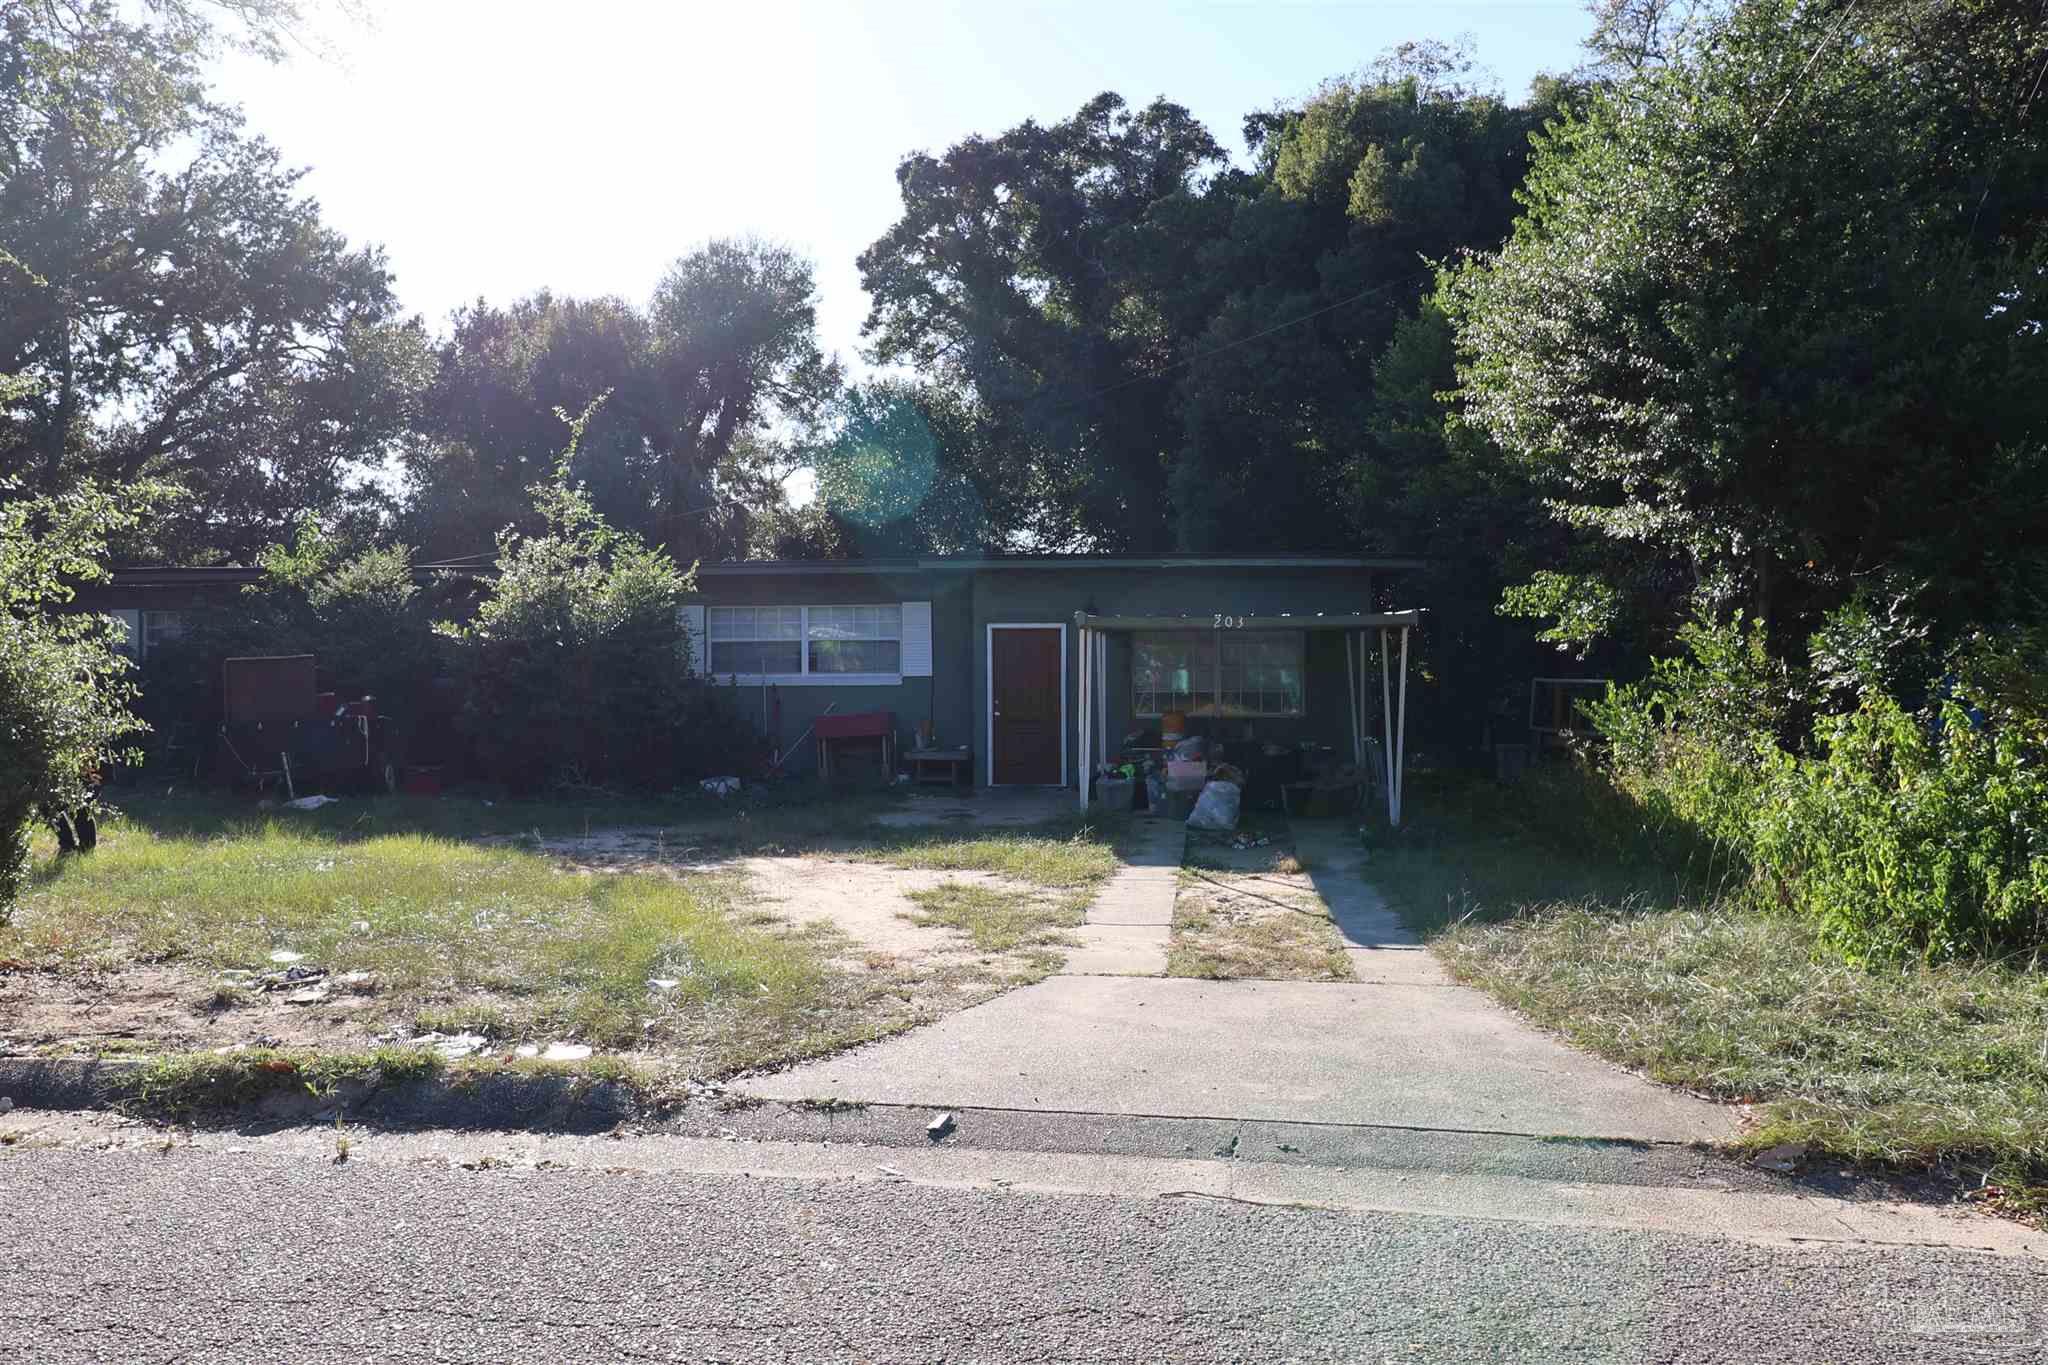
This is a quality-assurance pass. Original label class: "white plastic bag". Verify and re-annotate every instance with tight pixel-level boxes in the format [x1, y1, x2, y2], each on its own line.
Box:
[1186, 779, 1241, 832]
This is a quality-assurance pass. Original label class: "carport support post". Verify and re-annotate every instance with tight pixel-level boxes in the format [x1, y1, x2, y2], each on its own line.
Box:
[1379, 625, 1411, 827]
[1077, 626, 1092, 812]
[1095, 630, 1108, 775]
[1344, 632, 1359, 769]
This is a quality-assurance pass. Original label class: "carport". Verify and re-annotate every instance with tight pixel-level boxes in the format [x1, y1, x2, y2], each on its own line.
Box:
[1073, 610, 1424, 827]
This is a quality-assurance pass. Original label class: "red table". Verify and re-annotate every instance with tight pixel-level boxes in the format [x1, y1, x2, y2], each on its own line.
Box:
[814, 710, 895, 780]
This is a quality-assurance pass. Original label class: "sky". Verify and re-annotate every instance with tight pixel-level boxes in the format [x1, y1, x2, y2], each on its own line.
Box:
[213, 0, 1597, 371]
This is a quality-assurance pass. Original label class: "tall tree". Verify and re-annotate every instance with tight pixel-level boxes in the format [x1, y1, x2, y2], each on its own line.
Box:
[807, 380, 1001, 557]
[0, 0, 428, 561]
[856, 62, 1569, 556]
[859, 92, 1227, 551]
[1443, 0, 2048, 647]
[646, 239, 840, 559]
[402, 241, 838, 564]
[401, 293, 665, 560]
[1170, 45, 1569, 552]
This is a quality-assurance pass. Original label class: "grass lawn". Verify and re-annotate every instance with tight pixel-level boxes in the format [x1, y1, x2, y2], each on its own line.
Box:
[1168, 861, 1352, 981]
[0, 789, 1131, 1084]
[1374, 772, 2048, 1199]
[900, 881, 1085, 970]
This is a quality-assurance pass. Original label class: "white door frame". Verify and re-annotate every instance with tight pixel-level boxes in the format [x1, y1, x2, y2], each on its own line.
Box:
[986, 622, 1068, 786]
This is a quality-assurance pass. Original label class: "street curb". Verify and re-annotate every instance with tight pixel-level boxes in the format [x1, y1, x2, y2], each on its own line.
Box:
[0, 1056, 639, 1133]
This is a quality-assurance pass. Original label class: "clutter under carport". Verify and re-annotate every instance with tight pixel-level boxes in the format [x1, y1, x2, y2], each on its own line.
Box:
[1076, 609, 1421, 828]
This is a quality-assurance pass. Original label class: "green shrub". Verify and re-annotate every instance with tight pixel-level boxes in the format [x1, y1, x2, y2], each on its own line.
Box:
[0, 483, 153, 917]
[133, 525, 448, 774]
[440, 399, 761, 792]
[1753, 697, 2048, 963]
[1586, 613, 2048, 963]
[1584, 614, 1786, 865]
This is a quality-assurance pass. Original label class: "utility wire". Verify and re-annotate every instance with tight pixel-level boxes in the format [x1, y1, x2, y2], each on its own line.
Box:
[1753, 0, 1862, 145]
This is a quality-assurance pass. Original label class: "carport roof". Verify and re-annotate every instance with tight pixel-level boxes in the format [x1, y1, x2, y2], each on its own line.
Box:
[695, 553, 1424, 577]
[1074, 610, 1424, 630]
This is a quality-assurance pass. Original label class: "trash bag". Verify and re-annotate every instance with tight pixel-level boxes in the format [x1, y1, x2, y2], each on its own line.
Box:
[1171, 736, 1208, 762]
[1187, 779, 1241, 832]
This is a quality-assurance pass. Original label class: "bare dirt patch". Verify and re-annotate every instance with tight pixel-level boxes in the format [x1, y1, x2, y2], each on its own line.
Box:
[740, 857, 1025, 964]
[0, 962, 383, 1056]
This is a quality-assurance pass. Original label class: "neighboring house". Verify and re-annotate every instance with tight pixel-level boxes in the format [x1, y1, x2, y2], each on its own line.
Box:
[75, 565, 267, 661]
[684, 554, 1423, 811]
[70, 562, 487, 662]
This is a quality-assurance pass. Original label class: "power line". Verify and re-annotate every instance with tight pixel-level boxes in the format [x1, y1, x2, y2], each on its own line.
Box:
[1753, 0, 1862, 145]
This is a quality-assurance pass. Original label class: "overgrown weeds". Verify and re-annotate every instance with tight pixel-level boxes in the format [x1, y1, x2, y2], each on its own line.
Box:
[854, 819, 1122, 892]
[1, 815, 893, 1073]
[1375, 770, 2048, 1201]
[1585, 613, 2048, 962]
[1169, 866, 1351, 981]
[126, 1045, 445, 1118]
[1436, 904, 2048, 1175]
[899, 880, 1084, 954]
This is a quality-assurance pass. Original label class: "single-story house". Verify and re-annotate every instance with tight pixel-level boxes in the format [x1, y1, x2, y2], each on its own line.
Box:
[75, 553, 1426, 820]
[684, 554, 1424, 820]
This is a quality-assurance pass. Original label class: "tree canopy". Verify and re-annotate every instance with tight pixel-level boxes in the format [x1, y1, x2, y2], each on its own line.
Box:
[0, 0, 427, 560]
[1444, 0, 2048, 648]
[848, 62, 1573, 556]
[399, 241, 840, 566]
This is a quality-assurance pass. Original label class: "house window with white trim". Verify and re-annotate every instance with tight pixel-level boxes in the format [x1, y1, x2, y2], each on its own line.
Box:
[706, 605, 903, 679]
[1133, 630, 1304, 718]
[807, 604, 901, 674]
[707, 607, 801, 675]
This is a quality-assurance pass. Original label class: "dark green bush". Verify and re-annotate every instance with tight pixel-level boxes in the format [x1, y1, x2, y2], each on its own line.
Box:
[1585, 614, 2048, 963]
[1753, 696, 2048, 962]
[439, 401, 761, 793]
[132, 524, 446, 775]
[1583, 614, 1789, 862]
[1, 484, 151, 917]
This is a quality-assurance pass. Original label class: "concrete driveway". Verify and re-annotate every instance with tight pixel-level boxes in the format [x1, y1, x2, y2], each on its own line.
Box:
[743, 818, 1737, 1145]
[741, 974, 1731, 1141]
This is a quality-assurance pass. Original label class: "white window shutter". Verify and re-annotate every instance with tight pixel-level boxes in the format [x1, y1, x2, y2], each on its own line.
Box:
[900, 601, 933, 677]
[679, 604, 707, 674]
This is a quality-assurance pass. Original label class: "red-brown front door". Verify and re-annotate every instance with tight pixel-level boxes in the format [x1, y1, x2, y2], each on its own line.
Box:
[990, 627, 1063, 784]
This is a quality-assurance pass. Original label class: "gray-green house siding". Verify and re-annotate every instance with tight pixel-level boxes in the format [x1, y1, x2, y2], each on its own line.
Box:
[690, 558, 1405, 784]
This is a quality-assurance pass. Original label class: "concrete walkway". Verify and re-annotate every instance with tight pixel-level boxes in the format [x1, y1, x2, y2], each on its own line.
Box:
[1058, 816, 1182, 976]
[1290, 821, 1451, 985]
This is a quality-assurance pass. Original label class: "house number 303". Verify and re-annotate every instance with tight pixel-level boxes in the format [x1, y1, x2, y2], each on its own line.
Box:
[1214, 614, 1248, 628]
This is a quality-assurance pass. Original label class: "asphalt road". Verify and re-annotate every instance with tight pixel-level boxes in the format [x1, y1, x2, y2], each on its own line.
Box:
[8, 1140, 2046, 1364]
